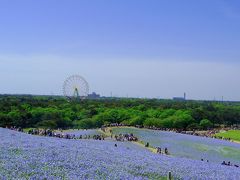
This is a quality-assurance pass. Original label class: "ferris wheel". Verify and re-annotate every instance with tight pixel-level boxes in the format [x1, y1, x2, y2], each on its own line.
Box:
[63, 75, 89, 100]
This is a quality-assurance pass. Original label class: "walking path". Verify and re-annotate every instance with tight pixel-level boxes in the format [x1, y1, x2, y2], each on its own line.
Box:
[99, 127, 165, 154]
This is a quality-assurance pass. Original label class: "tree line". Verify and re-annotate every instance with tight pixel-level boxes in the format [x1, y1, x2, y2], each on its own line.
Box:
[0, 95, 240, 130]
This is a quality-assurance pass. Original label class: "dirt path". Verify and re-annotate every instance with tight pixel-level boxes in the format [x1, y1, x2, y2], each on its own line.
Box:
[99, 127, 159, 154]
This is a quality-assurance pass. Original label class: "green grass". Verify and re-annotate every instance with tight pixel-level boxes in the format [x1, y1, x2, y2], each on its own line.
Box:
[23, 128, 34, 133]
[215, 130, 240, 142]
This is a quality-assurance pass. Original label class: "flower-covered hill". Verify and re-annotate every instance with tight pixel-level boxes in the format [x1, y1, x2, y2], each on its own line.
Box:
[112, 127, 240, 164]
[0, 128, 240, 180]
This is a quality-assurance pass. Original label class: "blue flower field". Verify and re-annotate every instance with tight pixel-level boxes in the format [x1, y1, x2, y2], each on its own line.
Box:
[112, 127, 240, 165]
[0, 128, 240, 179]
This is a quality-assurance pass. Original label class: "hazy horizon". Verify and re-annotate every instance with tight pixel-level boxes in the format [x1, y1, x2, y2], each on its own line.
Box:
[1, 0, 240, 101]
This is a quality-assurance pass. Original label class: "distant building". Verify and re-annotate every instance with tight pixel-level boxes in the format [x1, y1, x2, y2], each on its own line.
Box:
[88, 92, 100, 99]
[173, 92, 186, 101]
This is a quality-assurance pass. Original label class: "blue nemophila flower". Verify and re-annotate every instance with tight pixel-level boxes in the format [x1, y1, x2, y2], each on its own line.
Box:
[0, 128, 240, 180]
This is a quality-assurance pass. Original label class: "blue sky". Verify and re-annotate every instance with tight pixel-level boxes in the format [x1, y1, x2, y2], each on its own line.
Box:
[0, 0, 240, 100]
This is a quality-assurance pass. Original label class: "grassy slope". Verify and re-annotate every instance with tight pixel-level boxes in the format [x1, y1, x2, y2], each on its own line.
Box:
[215, 130, 240, 142]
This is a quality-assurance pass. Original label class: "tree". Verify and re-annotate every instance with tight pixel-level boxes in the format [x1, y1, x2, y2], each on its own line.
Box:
[55, 118, 72, 129]
[73, 119, 94, 129]
[158, 117, 174, 128]
[0, 112, 10, 127]
[186, 123, 200, 130]
[143, 118, 158, 127]
[129, 116, 145, 126]
[199, 119, 213, 130]
[93, 114, 105, 127]
[173, 113, 194, 129]
[36, 120, 57, 129]
[159, 109, 176, 119]
[7, 110, 21, 126]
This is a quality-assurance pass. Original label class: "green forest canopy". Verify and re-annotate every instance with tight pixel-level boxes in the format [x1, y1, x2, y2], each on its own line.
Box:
[0, 95, 240, 130]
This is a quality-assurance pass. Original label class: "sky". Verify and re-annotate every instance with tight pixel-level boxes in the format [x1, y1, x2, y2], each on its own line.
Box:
[0, 0, 240, 100]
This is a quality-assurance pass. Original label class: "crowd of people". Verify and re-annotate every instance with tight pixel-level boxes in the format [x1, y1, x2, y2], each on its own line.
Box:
[92, 134, 105, 140]
[114, 133, 138, 142]
[6, 126, 23, 132]
[28, 129, 106, 141]
[6, 126, 106, 141]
